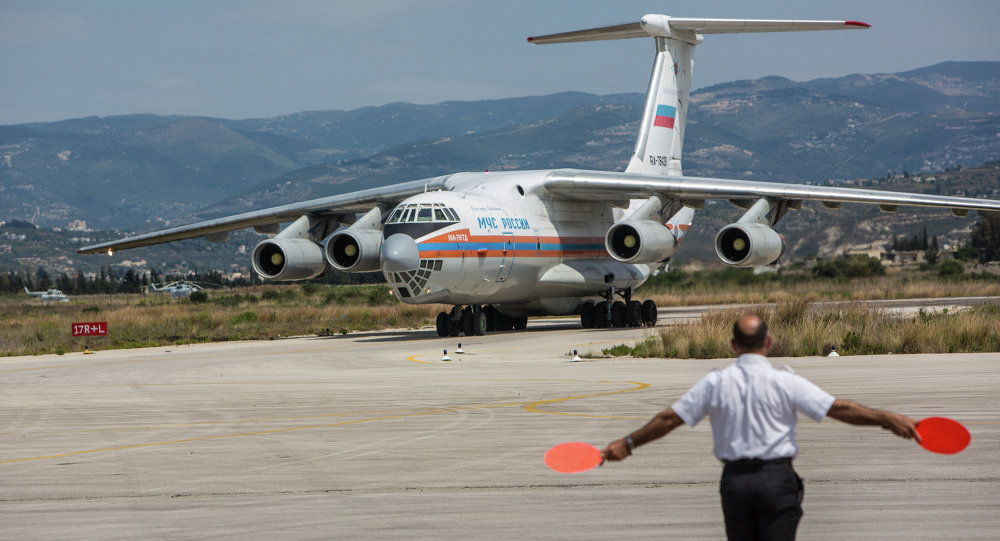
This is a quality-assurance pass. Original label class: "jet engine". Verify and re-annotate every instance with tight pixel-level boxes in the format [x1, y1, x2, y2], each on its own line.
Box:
[325, 229, 382, 272]
[605, 220, 678, 264]
[715, 223, 785, 267]
[252, 238, 327, 280]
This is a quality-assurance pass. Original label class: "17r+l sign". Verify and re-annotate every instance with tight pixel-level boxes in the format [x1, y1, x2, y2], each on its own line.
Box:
[72, 322, 107, 337]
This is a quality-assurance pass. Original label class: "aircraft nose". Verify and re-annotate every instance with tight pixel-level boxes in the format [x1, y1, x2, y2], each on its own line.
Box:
[380, 233, 420, 272]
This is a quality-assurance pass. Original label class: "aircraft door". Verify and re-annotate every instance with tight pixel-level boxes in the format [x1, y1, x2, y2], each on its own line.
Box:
[497, 232, 515, 282]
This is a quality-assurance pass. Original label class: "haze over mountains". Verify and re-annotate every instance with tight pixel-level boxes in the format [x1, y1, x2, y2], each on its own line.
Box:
[1, 61, 998, 233]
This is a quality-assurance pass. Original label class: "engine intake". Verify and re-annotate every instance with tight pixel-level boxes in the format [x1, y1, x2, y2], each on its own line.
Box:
[252, 238, 327, 280]
[325, 229, 382, 272]
[715, 223, 785, 267]
[605, 220, 678, 264]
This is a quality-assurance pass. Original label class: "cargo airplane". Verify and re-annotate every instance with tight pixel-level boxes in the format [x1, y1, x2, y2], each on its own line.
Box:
[81, 14, 1000, 337]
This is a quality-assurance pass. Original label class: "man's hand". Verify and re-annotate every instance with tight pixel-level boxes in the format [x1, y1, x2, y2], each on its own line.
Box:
[882, 412, 922, 442]
[601, 438, 631, 462]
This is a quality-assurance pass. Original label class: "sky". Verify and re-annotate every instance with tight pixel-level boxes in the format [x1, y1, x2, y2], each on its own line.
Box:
[2, 0, 998, 125]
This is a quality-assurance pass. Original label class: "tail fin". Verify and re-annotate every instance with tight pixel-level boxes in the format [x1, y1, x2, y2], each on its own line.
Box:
[529, 15, 869, 177]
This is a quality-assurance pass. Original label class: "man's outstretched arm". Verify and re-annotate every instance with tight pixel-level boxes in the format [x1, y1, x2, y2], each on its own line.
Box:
[602, 408, 685, 462]
[827, 399, 921, 441]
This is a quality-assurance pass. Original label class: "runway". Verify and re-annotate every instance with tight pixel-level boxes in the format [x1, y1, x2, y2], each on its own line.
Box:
[2, 310, 998, 539]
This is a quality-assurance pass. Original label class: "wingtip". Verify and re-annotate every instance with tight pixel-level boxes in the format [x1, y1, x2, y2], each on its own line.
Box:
[845, 20, 871, 29]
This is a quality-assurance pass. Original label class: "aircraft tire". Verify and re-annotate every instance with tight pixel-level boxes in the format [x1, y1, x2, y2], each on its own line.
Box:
[580, 301, 596, 329]
[641, 300, 657, 326]
[461, 307, 474, 336]
[594, 301, 610, 328]
[513, 316, 528, 330]
[611, 301, 627, 328]
[484, 305, 498, 332]
[626, 300, 642, 327]
[473, 310, 488, 336]
[436, 312, 449, 337]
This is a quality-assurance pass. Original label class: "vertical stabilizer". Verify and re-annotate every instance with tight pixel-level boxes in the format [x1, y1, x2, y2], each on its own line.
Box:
[528, 15, 869, 178]
[626, 36, 696, 177]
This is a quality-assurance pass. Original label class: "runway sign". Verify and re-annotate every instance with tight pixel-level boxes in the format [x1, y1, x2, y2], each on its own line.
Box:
[72, 322, 107, 337]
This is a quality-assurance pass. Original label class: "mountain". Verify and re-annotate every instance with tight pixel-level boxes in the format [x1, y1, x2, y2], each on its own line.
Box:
[1, 62, 997, 231]
[1, 92, 629, 229]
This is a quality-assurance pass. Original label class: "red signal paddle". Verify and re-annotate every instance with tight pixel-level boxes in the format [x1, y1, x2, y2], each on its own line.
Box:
[544, 442, 603, 473]
[916, 417, 970, 454]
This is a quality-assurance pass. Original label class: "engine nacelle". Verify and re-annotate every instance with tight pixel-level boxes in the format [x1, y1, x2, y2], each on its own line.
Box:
[605, 220, 678, 264]
[325, 229, 382, 272]
[252, 238, 327, 280]
[715, 223, 785, 267]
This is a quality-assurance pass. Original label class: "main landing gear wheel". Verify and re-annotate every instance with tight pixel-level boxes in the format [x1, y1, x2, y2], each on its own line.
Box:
[512, 316, 528, 330]
[580, 301, 596, 329]
[626, 300, 643, 327]
[437, 305, 519, 337]
[436, 312, 449, 337]
[594, 301, 610, 328]
[580, 287, 657, 330]
[641, 299, 657, 327]
[461, 307, 475, 337]
[473, 310, 487, 336]
[611, 301, 627, 328]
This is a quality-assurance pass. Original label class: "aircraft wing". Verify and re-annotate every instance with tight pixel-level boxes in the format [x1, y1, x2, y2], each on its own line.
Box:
[543, 170, 1000, 215]
[78, 175, 452, 254]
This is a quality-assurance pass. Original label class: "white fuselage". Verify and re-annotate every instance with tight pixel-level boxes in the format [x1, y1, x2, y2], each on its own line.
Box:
[380, 171, 655, 316]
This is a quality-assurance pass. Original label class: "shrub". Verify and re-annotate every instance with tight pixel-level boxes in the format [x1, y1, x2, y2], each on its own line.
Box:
[188, 291, 209, 303]
[937, 259, 964, 277]
[230, 310, 258, 325]
[300, 282, 319, 295]
[260, 288, 281, 300]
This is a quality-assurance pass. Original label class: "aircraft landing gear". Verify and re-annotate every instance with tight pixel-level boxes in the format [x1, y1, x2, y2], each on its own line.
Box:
[435, 304, 514, 337]
[579, 287, 657, 329]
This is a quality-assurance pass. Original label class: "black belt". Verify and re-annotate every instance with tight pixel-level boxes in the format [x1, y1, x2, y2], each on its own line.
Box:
[722, 457, 793, 467]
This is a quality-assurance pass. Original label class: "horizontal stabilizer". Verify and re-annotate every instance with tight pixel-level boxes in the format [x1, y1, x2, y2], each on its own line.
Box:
[528, 15, 869, 44]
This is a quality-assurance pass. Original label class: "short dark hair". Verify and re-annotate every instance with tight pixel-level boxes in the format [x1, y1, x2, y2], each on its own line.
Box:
[732, 316, 768, 350]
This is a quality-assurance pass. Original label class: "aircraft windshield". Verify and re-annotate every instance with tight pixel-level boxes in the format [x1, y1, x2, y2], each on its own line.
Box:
[386, 203, 458, 224]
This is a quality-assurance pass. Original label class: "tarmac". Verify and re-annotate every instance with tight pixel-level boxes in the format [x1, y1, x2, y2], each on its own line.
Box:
[1, 316, 998, 540]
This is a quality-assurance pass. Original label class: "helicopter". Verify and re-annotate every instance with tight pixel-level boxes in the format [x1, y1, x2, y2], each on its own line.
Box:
[24, 287, 69, 303]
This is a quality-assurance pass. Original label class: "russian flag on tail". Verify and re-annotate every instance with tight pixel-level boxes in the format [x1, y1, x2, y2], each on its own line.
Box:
[654, 104, 676, 128]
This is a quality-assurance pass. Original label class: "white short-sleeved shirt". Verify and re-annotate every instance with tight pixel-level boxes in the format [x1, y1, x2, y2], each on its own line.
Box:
[671, 353, 835, 461]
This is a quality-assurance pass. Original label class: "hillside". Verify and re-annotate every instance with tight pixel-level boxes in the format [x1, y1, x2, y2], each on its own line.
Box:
[1, 92, 627, 229]
[0, 61, 996, 266]
[192, 61, 1000, 221]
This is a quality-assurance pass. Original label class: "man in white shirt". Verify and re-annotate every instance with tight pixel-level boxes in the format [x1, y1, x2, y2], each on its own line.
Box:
[602, 315, 920, 541]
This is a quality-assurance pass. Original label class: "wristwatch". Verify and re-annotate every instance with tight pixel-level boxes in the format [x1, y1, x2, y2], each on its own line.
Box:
[625, 435, 635, 453]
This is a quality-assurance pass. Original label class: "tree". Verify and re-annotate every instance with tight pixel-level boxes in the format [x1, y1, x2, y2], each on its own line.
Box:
[969, 212, 1000, 262]
[924, 236, 940, 265]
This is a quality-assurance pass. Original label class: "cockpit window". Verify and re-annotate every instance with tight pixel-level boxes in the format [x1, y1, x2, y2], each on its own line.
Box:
[386, 203, 460, 224]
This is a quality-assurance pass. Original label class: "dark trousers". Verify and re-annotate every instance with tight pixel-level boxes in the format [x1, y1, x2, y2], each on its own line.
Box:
[720, 458, 804, 541]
